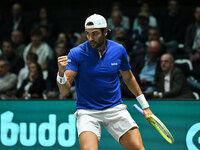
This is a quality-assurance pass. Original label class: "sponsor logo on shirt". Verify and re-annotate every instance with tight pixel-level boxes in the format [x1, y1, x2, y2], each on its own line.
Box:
[111, 63, 118, 66]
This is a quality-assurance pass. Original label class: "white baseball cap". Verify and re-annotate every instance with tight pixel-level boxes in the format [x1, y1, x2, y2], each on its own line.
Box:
[85, 14, 107, 29]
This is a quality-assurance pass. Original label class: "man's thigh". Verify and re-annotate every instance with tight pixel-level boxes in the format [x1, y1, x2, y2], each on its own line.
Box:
[76, 110, 102, 150]
[119, 127, 145, 150]
[79, 131, 99, 150]
[103, 104, 138, 142]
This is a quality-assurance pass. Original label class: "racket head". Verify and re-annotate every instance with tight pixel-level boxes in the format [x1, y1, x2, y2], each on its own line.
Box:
[148, 114, 174, 144]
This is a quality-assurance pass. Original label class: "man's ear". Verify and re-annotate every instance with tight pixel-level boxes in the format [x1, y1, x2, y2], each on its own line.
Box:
[104, 28, 108, 36]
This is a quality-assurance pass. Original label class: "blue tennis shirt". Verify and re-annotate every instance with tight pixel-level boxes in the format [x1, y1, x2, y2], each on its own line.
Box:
[66, 40, 131, 110]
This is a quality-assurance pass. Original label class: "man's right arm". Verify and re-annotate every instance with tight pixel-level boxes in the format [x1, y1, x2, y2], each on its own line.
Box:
[57, 56, 77, 96]
[57, 70, 77, 96]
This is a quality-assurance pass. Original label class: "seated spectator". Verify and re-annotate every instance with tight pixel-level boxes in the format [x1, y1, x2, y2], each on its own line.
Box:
[110, 26, 127, 41]
[132, 40, 161, 92]
[0, 59, 17, 100]
[33, 7, 55, 40]
[23, 28, 53, 71]
[46, 41, 75, 99]
[16, 62, 45, 99]
[131, 27, 166, 57]
[114, 38, 134, 98]
[4, 3, 32, 42]
[191, 42, 200, 80]
[56, 32, 72, 48]
[132, 2, 157, 30]
[107, 10, 130, 32]
[17, 53, 38, 89]
[115, 36, 130, 52]
[75, 31, 87, 46]
[56, 32, 67, 43]
[159, 0, 187, 44]
[107, 2, 130, 32]
[11, 30, 26, 57]
[184, 5, 200, 59]
[146, 27, 166, 55]
[187, 42, 200, 94]
[130, 12, 150, 47]
[112, 27, 132, 55]
[0, 39, 24, 74]
[153, 53, 195, 99]
[39, 24, 53, 47]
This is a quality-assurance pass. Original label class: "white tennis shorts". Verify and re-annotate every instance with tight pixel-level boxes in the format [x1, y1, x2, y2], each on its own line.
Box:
[74, 104, 138, 142]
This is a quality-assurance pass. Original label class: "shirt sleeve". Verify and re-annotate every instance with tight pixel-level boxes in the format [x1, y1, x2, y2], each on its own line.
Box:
[119, 47, 131, 71]
[66, 49, 78, 72]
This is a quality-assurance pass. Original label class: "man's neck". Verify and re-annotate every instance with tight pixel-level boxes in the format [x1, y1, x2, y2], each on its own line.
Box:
[98, 41, 107, 53]
[164, 67, 174, 76]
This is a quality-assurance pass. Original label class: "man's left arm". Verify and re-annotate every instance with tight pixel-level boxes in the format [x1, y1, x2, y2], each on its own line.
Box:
[120, 69, 153, 120]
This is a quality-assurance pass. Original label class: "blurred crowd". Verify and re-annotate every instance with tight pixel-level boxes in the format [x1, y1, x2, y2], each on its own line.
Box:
[0, 0, 200, 100]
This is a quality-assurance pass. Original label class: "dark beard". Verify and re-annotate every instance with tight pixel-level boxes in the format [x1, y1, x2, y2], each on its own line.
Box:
[90, 37, 105, 49]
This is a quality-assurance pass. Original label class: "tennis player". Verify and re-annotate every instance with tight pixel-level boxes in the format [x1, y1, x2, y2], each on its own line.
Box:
[57, 14, 153, 150]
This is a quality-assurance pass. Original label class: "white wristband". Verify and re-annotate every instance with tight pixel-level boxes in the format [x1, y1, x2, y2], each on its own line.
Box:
[136, 94, 149, 109]
[57, 72, 67, 84]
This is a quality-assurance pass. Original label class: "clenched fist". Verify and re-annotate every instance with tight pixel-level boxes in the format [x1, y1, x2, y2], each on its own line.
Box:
[58, 56, 68, 76]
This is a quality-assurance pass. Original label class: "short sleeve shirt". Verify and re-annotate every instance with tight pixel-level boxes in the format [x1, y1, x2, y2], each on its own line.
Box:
[66, 40, 131, 109]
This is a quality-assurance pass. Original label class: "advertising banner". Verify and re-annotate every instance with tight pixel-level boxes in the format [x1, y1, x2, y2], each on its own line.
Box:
[0, 100, 199, 150]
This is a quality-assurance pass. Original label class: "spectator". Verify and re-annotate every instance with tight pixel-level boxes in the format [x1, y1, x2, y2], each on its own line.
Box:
[47, 41, 75, 99]
[10, 30, 26, 57]
[131, 27, 166, 57]
[132, 2, 157, 30]
[107, 2, 130, 31]
[66, 29, 79, 48]
[107, 10, 130, 32]
[147, 27, 161, 42]
[0, 39, 24, 74]
[75, 31, 87, 46]
[17, 53, 38, 89]
[56, 31, 72, 49]
[159, 0, 187, 44]
[109, 26, 127, 41]
[132, 40, 161, 92]
[115, 37, 130, 53]
[190, 42, 200, 80]
[4, 3, 32, 42]
[39, 24, 53, 47]
[33, 7, 55, 39]
[0, 59, 17, 100]
[23, 28, 53, 71]
[56, 32, 67, 43]
[146, 27, 166, 55]
[184, 5, 200, 58]
[114, 38, 133, 98]
[153, 53, 195, 99]
[186, 42, 200, 94]
[16, 62, 45, 99]
[130, 12, 150, 47]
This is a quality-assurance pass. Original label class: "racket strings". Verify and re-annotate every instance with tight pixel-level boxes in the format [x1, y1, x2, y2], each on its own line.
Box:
[153, 118, 170, 138]
[152, 116, 174, 143]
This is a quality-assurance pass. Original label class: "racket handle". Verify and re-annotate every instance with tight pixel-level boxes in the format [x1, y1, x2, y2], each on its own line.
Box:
[133, 104, 144, 116]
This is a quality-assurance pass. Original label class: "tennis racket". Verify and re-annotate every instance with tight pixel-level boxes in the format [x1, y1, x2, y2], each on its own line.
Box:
[133, 104, 174, 144]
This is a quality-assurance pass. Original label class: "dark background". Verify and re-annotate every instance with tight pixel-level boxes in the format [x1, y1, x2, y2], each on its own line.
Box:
[0, 0, 199, 32]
